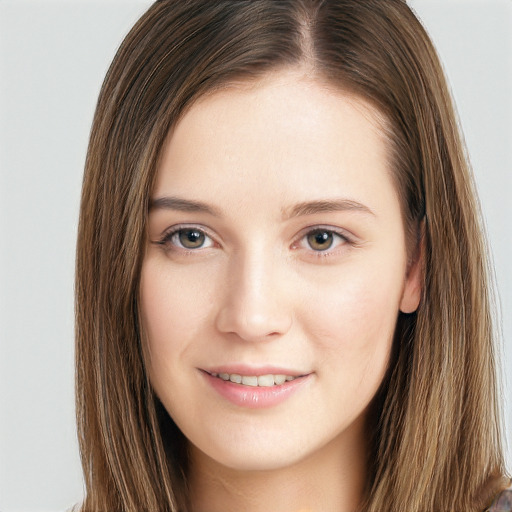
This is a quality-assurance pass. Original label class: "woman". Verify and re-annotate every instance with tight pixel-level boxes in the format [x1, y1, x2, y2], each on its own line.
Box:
[75, 1, 511, 510]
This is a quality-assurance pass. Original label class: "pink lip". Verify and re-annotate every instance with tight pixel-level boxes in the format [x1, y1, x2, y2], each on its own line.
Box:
[199, 367, 311, 409]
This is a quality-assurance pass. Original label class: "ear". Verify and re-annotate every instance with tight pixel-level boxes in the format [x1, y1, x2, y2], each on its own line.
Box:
[399, 221, 425, 314]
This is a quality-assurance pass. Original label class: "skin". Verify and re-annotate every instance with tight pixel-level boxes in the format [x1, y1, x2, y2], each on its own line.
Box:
[140, 69, 422, 512]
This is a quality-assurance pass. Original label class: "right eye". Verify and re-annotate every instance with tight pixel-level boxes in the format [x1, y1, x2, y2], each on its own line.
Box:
[157, 226, 215, 251]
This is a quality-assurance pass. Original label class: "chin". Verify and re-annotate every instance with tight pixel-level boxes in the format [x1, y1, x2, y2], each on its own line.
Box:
[185, 423, 313, 472]
[200, 444, 308, 473]
[187, 417, 359, 475]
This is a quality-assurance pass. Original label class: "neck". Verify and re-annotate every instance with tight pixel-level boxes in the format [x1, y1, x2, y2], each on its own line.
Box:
[187, 417, 368, 512]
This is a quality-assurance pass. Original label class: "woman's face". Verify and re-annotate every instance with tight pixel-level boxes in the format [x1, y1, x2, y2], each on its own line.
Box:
[140, 70, 421, 472]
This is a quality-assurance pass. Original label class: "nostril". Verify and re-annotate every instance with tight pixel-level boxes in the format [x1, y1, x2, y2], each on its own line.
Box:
[214, 258, 293, 340]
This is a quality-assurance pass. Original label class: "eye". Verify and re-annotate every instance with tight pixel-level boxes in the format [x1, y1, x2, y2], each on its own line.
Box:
[157, 226, 215, 251]
[297, 228, 350, 253]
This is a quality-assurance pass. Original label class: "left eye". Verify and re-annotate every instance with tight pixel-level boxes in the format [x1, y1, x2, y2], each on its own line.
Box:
[302, 229, 347, 252]
[168, 228, 214, 250]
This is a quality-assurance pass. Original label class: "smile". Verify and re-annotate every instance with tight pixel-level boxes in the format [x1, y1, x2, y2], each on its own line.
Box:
[210, 372, 297, 387]
[201, 369, 311, 408]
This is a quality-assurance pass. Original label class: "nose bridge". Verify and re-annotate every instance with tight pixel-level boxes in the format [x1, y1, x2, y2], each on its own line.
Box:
[215, 244, 292, 341]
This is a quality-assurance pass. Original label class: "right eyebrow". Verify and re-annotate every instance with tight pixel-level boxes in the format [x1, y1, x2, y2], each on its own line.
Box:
[148, 196, 222, 217]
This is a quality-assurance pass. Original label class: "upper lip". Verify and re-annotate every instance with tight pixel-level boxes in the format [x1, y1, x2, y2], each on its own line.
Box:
[201, 364, 308, 377]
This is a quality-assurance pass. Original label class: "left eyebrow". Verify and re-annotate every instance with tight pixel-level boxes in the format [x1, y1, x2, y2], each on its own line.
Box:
[283, 198, 376, 220]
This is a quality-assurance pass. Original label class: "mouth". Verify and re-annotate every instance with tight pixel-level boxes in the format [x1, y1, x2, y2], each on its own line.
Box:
[201, 368, 311, 408]
[207, 371, 299, 387]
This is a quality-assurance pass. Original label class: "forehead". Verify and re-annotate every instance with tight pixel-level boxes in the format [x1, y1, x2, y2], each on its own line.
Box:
[153, 70, 396, 215]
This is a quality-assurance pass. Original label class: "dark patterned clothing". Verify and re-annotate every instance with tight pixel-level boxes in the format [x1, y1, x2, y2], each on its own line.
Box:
[486, 485, 512, 511]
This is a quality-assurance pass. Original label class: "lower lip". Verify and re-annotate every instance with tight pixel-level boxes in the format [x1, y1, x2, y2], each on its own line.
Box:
[201, 371, 310, 409]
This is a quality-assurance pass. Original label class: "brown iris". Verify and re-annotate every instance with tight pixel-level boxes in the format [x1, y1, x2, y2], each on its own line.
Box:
[307, 230, 334, 251]
[178, 229, 206, 249]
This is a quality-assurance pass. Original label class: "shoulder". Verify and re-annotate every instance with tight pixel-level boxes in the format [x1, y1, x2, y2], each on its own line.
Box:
[486, 484, 512, 512]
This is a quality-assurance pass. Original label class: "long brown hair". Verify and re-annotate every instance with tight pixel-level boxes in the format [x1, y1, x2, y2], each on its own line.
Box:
[75, 1, 509, 510]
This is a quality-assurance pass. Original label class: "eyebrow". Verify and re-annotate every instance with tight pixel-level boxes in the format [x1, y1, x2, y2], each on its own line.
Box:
[149, 196, 375, 219]
[149, 196, 222, 216]
[283, 198, 375, 219]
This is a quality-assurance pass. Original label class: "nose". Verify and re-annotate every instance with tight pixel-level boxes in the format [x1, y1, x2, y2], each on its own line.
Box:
[215, 249, 293, 342]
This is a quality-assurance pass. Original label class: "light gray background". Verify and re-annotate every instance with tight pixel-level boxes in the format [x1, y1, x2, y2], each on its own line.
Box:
[0, 1, 510, 510]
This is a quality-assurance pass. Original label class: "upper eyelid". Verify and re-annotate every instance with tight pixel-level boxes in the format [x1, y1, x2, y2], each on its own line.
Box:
[158, 224, 216, 241]
[295, 225, 354, 242]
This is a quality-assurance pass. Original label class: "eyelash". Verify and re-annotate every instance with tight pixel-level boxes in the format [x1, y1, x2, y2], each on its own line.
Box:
[153, 225, 354, 257]
[153, 225, 217, 253]
[293, 226, 352, 258]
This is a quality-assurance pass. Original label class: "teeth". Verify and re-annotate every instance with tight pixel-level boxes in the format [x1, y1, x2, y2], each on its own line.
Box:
[211, 372, 297, 386]
[257, 375, 274, 387]
[242, 375, 258, 386]
[274, 374, 287, 385]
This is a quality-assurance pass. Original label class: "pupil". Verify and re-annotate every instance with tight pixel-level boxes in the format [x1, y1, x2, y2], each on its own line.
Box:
[308, 231, 333, 251]
[179, 229, 204, 248]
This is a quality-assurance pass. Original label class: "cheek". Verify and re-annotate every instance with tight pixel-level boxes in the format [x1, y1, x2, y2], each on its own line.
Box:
[303, 265, 402, 336]
[299, 258, 404, 382]
[139, 258, 217, 383]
